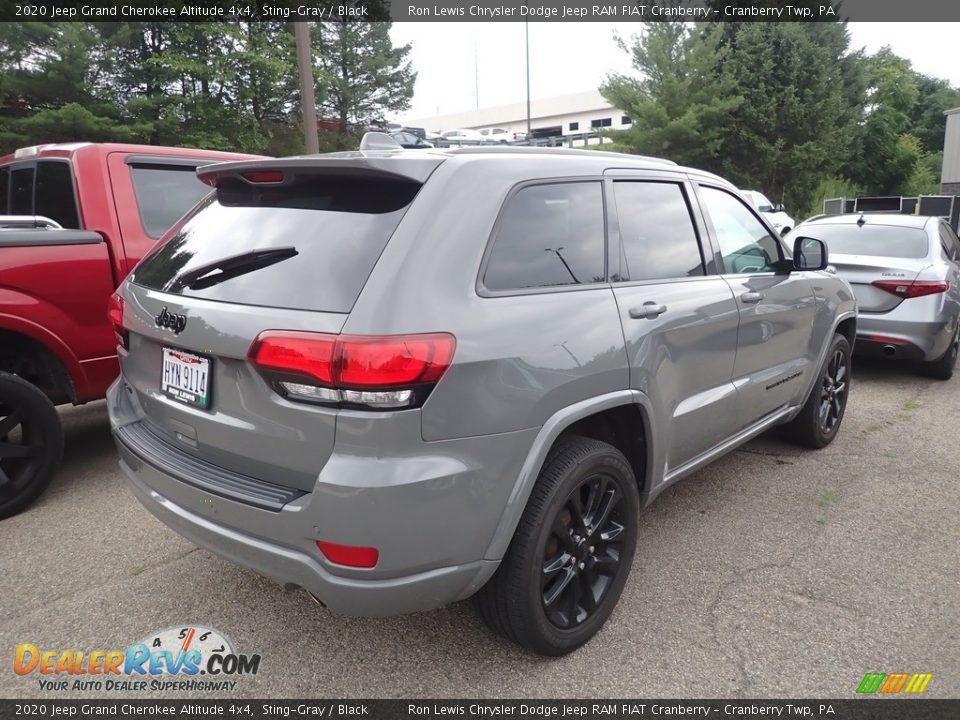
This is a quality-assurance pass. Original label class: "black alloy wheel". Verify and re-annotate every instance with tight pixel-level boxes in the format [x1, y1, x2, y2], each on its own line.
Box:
[540, 472, 627, 629]
[475, 435, 639, 656]
[0, 373, 63, 519]
[819, 347, 848, 435]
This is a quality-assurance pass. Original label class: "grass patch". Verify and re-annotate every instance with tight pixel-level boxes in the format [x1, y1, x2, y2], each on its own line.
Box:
[132, 565, 145, 576]
[902, 399, 921, 411]
[816, 516, 827, 526]
[817, 490, 835, 508]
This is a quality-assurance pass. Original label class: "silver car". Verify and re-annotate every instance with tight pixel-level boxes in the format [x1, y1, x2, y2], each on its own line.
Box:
[108, 143, 855, 655]
[793, 214, 960, 379]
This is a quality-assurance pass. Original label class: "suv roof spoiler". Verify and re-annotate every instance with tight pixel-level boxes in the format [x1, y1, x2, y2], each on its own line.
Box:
[196, 152, 444, 187]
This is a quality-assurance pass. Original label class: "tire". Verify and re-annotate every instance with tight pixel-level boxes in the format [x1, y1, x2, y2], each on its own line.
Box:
[782, 333, 851, 449]
[921, 323, 959, 381]
[475, 435, 640, 656]
[0, 372, 63, 519]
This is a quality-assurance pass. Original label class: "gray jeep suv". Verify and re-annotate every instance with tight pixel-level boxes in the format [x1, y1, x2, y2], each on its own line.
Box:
[107, 143, 856, 655]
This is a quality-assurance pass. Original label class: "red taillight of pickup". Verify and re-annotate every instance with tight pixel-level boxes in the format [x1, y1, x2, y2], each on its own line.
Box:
[107, 292, 128, 350]
[872, 280, 949, 299]
[247, 331, 456, 410]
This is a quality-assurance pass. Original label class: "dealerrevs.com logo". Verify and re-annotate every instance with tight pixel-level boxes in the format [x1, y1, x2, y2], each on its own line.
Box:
[14, 626, 261, 693]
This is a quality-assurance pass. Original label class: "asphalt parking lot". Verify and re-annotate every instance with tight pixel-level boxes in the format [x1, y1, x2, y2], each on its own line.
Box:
[2, 358, 957, 699]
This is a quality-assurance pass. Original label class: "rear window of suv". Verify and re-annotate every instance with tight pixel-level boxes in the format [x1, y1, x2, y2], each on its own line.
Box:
[810, 224, 928, 259]
[131, 174, 420, 313]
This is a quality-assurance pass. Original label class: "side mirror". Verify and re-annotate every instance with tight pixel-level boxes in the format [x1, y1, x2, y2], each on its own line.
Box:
[793, 236, 828, 271]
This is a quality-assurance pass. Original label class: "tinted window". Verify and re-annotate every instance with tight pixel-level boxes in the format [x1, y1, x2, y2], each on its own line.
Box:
[10, 167, 34, 215]
[700, 187, 782, 274]
[807, 224, 928, 259]
[130, 164, 214, 238]
[939, 223, 960, 261]
[484, 182, 605, 291]
[132, 175, 420, 313]
[35, 161, 80, 229]
[569, 122, 579, 131]
[0, 167, 8, 214]
[613, 182, 704, 281]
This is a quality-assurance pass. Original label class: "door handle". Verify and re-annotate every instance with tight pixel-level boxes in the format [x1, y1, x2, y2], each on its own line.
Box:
[629, 302, 667, 319]
[740, 291, 765, 304]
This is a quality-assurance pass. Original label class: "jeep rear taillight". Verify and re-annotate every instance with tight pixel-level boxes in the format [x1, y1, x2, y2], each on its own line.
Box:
[107, 292, 128, 350]
[247, 331, 456, 410]
[872, 280, 949, 299]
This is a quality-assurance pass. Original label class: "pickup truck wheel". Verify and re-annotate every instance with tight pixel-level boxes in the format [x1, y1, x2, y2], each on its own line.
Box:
[0, 373, 63, 519]
[475, 436, 639, 656]
[782, 333, 851, 449]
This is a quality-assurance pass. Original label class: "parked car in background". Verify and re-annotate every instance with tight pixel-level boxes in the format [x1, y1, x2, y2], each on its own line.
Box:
[792, 213, 960, 379]
[478, 127, 524, 144]
[437, 129, 485, 146]
[389, 130, 433, 149]
[0, 142, 261, 519]
[108, 140, 854, 656]
[741, 189, 795, 236]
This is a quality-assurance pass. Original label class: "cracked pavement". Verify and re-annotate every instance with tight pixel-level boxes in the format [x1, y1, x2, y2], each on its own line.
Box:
[1, 358, 957, 698]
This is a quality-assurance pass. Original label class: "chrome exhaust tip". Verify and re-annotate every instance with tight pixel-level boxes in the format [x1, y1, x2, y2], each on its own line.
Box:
[882, 344, 897, 357]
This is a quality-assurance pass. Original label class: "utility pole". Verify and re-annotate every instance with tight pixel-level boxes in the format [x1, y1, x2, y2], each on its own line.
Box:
[474, 42, 479, 109]
[525, 22, 531, 137]
[295, 22, 319, 154]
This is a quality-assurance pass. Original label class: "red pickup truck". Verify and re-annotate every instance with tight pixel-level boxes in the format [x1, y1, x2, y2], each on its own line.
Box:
[0, 142, 260, 518]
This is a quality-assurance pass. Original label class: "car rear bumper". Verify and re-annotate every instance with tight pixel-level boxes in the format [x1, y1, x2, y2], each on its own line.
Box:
[116, 448, 494, 615]
[107, 378, 535, 616]
[855, 309, 955, 361]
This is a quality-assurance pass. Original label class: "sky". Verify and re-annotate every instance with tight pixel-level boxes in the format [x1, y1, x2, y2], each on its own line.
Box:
[390, 22, 960, 122]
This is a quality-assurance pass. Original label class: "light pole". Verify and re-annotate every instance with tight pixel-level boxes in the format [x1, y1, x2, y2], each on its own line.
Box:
[295, 22, 319, 154]
[525, 22, 531, 137]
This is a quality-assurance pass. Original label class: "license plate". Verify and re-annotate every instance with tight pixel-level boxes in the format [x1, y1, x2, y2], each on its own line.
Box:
[161, 348, 211, 409]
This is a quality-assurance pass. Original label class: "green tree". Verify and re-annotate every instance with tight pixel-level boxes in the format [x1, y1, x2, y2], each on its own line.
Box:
[311, 20, 415, 136]
[601, 22, 742, 173]
[602, 20, 862, 214]
[906, 73, 960, 154]
[0, 23, 131, 149]
[845, 47, 920, 194]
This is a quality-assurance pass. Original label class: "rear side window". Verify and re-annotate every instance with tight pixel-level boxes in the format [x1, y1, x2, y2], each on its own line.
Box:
[132, 174, 420, 313]
[10, 167, 34, 214]
[130, 164, 214, 238]
[809, 224, 928, 259]
[35, 161, 80, 229]
[483, 182, 605, 291]
[613, 181, 704, 282]
[0, 167, 8, 214]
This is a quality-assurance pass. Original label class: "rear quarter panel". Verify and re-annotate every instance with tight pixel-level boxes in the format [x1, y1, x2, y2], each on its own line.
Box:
[342, 158, 630, 441]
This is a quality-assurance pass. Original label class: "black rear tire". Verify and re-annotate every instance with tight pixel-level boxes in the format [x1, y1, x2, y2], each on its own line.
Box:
[782, 333, 851, 449]
[475, 435, 639, 656]
[0, 373, 63, 519]
[921, 324, 959, 381]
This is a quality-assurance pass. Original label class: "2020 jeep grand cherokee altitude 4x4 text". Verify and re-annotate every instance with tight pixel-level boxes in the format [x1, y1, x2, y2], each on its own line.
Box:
[107, 144, 856, 655]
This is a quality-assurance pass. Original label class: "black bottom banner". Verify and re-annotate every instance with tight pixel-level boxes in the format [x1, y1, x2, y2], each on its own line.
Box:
[0, 700, 957, 720]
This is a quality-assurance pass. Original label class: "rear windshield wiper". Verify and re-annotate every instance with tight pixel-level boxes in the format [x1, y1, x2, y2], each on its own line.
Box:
[166, 247, 299, 292]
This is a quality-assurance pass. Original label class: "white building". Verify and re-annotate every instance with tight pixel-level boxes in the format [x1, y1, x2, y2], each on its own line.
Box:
[942, 107, 960, 194]
[399, 89, 632, 139]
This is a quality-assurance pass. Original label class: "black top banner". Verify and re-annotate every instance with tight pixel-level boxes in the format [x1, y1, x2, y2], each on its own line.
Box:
[0, 700, 957, 720]
[5, 0, 960, 23]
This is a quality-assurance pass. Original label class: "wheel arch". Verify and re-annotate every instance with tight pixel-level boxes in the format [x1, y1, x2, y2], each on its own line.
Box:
[482, 390, 655, 562]
[0, 327, 76, 405]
